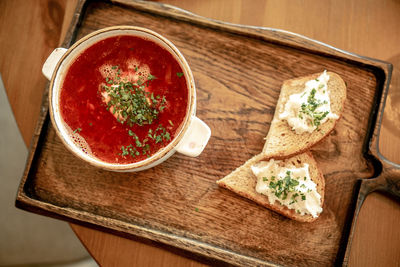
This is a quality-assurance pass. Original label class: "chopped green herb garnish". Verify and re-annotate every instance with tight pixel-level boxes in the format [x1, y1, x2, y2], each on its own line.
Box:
[102, 66, 166, 127]
[268, 171, 300, 201]
[176, 72, 184, 77]
[164, 132, 170, 141]
[73, 128, 82, 133]
[120, 144, 139, 158]
[142, 144, 150, 155]
[155, 135, 162, 144]
[135, 139, 142, 147]
[263, 177, 268, 182]
[148, 74, 156, 81]
[298, 88, 330, 127]
[105, 66, 174, 159]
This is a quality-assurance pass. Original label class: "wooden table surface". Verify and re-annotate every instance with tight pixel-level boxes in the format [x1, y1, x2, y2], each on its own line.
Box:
[1, 0, 399, 266]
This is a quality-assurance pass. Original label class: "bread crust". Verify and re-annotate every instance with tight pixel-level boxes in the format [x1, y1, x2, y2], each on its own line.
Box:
[262, 71, 346, 159]
[217, 152, 325, 222]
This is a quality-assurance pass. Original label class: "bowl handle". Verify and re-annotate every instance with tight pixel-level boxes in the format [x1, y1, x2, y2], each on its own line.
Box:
[175, 116, 211, 157]
[42, 48, 68, 80]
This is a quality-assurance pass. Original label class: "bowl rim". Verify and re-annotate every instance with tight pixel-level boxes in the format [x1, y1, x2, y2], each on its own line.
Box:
[48, 26, 196, 171]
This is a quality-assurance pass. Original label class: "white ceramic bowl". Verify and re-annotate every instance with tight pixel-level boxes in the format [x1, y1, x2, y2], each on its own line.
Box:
[43, 26, 211, 172]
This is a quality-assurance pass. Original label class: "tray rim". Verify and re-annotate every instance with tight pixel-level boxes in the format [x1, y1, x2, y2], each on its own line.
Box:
[15, 0, 395, 266]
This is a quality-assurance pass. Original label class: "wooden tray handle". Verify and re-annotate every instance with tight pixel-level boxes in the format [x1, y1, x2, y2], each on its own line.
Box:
[361, 166, 400, 199]
[343, 164, 400, 266]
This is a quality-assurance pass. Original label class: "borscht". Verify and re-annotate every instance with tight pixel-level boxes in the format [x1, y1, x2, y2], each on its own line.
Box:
[60, 35, 188, 164]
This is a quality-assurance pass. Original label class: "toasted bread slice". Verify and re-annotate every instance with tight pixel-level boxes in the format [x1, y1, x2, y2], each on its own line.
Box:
[263, 71, 346, 158]
[216, 152, 325, 222]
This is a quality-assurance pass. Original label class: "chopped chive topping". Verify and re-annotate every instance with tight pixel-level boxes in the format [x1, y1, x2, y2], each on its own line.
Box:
[268, 171, 300, 200]
[298, 88, 330, 127]
[266, 170, 311, 204]
[176, 72, 184, 77]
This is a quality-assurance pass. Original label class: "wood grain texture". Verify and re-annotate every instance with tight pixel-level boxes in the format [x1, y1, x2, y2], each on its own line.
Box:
[0, 0, 67, 147]
[348, 192, 400, 267]
[15, 1, 395, 266]
[72, 223, 208, 267]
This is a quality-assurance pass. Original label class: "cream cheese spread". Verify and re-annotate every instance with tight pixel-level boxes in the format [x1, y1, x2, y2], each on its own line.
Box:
[251, 159, 322, 218]
[279, 70, 339, 134]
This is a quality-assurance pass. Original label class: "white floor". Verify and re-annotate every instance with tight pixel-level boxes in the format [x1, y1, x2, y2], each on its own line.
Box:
[0, 75, 97, 267]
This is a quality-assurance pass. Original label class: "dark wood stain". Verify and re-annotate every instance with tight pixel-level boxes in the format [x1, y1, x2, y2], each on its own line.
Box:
[16, 1, 400, 266]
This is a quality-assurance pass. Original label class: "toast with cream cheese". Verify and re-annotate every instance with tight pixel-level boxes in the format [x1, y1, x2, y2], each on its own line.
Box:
[263, 71, 346, 158]
[216, 152, 325, 222]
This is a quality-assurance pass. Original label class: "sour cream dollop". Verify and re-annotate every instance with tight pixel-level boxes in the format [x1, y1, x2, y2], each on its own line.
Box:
[279, 70, 338, 134]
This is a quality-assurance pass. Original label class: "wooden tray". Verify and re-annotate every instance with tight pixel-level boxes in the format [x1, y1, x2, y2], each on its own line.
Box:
[16, 0, 400, 266]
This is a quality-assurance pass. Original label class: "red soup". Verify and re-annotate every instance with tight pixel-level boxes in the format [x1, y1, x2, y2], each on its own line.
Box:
[60, 35, 189, 164]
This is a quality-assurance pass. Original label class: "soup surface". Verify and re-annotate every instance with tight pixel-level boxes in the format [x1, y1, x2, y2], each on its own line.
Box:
[60, 35, 188, 164]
